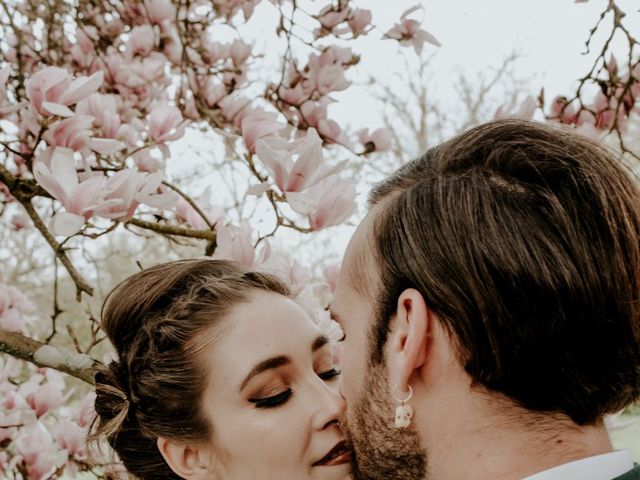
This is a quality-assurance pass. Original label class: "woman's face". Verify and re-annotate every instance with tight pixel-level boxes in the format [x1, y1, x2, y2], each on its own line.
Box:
[200, 290, 350, 480]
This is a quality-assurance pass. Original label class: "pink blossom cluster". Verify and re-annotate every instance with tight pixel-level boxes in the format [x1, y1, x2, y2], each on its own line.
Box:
[0, 281, 110, 479]
[315, 5, 373, 38]
[384, 6, 441, 55]
[0, 283, 35, 333]
[33, 146, 178, 236]
[0, 358, 105, 480]
[547, 58, 640, 138]
[0, 0, 432, 240]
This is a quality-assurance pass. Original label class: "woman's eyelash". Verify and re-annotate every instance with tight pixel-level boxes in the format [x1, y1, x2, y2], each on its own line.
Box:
[249, 389, 292, 409]
[318, 368, 341, 381]
[249, 368, 340, 408]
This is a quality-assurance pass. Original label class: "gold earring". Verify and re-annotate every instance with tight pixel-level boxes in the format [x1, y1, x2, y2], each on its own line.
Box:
[392, 384, 414, 428]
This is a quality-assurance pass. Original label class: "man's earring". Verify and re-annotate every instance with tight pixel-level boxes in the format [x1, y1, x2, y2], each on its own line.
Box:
[393, 384, 414, 428]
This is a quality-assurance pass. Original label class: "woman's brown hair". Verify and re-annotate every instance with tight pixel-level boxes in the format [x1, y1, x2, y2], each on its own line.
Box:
[92, 259, 290, 479]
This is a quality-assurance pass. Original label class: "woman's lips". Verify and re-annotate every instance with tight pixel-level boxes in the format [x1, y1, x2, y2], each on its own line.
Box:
[313, 440, 352, 467]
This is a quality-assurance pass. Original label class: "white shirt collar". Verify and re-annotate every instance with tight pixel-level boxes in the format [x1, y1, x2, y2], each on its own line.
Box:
[523, 450, 634, 480]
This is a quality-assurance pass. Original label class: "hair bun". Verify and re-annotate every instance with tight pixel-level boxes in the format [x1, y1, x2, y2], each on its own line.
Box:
[93, 361, 132, 440]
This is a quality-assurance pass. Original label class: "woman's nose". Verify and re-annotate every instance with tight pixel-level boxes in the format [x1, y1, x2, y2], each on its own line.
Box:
[310, 376, 346, 431]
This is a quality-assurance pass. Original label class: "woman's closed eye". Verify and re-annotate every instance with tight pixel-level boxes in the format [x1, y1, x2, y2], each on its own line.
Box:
[318, 367, 341, 381]
[249, 389, 292, 409]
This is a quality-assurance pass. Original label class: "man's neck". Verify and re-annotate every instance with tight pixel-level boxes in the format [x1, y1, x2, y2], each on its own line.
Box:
[417, 390, 614, 480]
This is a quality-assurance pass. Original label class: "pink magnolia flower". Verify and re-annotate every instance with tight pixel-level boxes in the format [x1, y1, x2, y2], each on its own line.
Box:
[385, 6, 441, 55]
[144, 0, 176, 25]
[43, 114, 123, 155]
[261, 252, 310, 297]
[312, 65, 350, 95]
[230, 39, 252, 66]
[255, 128, 346, 193]
[75, 391, 96, 428]
[129, 25, 156, 56]
[33, 148, 116, 236]
[359, 127, 391, 152]
[278, 82, 308, 106]
[76, 93, 121, 138]
[200, 78, 226, 108]
[316, 5, 350, 33]
[348, 8, 372, 37]
[9, 213, 29, 231]
[214, 221, 256, 267]
[26, 66, 104, 117]
[241, 108, 286, 153]
[97, 168, 178, 220]
[317, 117, 347, 145]
[175, 187, 225, 230]
[286, 175, 357, 230]
[550, 95, 578, 124]
[218, 94, 252, 128]
[26, 383, 64, 418]
[202, 40, 230, 65]
[15, 425, 65, 480]
[0, 284, 34, 334]
[316, 46, 354, 68]
[54, 419, 86, 457]
[132, 149, 163, 173]
[148, 105, 187, 144]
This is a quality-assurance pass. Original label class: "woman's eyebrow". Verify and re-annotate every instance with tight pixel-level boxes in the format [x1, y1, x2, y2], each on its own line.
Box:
[239, 336, 331, 392]
[240, 355, 290, 392]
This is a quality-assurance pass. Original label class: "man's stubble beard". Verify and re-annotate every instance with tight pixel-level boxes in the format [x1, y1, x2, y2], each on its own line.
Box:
[341, 361, 427, 480]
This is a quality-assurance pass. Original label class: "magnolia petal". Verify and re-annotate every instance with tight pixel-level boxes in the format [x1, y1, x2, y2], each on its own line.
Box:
[286, 191, 316, 215]
[401, 5, 422, 19]
[246, 182, 271, 196]
[61, 71, 104, 106]
[50, 211, 86, 236]
[87, 137, 124, 155]
[138, 191, 179, 209]
[421, 30, 441, 47]
[41, 101, 75, 117]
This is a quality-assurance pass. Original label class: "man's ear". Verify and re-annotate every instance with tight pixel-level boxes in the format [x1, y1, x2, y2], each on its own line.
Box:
[388, 288, 431, 393]
[157, 437, 212, 480]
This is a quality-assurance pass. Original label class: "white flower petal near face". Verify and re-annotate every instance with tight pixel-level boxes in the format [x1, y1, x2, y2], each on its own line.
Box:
[40, 101, 75, 118]
[214, 221, 256, 267]
[50, 211, 88, 237]
[286, 175, 357, 230]
[33, 147, 78, 204]
[256, 128, 347, 193]
[241, 108, 286, 153]
[59, 70, 104, 106]
[86, 137, 124, 155]
[134, 172, 179, 209]
[148, 105, 187, 143]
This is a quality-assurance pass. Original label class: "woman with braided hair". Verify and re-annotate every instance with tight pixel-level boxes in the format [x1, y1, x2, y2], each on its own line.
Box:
[92, 259, 351, 480]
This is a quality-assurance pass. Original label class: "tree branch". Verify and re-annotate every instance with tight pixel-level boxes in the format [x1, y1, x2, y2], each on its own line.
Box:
[0, 328, 96, 385]
[126, 217, 218, 242]
[0, 163, 94, 299]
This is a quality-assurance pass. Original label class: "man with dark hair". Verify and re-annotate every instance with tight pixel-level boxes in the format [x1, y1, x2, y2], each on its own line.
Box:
[332, 119, 640, 479]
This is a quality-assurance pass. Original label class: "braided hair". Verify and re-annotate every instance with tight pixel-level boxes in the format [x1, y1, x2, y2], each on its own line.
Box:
[92, 259, 290, 479]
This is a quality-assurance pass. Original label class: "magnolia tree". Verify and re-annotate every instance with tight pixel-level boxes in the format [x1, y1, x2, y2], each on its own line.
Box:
[0, 0, 638, 478]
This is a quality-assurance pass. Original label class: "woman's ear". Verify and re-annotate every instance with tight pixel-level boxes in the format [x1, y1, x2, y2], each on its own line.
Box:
[387, 288, 430, 392]
[157, 437, 212, 480]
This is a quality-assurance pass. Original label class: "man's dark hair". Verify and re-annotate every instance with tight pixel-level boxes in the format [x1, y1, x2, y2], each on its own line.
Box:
[368, 119, 640, 425]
